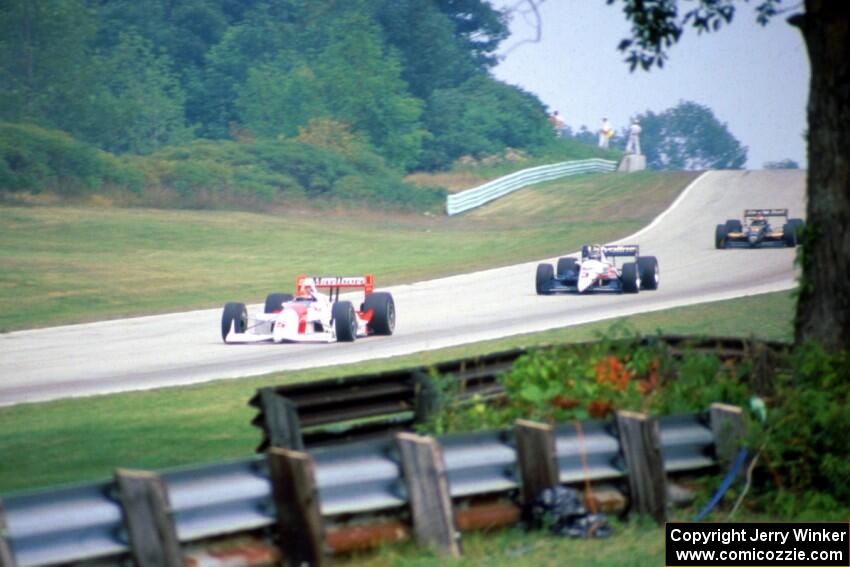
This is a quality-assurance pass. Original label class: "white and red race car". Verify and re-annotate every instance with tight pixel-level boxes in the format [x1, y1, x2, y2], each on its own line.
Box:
[221, 275, 395, 344]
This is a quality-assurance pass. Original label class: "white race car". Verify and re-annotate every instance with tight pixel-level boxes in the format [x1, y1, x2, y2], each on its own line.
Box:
[536, 244, 659, 294]
[221, 275, 395, 343]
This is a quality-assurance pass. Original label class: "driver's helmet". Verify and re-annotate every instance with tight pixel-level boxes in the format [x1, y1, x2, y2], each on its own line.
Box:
[752, 212, 766, 224]
[587, 245, 603, 261]
[298, 277, 320, 300]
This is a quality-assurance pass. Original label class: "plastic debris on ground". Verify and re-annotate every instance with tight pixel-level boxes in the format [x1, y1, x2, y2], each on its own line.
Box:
[523, 486, 613, 539]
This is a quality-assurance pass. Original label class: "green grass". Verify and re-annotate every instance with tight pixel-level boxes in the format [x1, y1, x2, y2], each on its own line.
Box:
[0, 289, 793, 495]
[339, 517, 664, 566]
[0, 171, 698, 331]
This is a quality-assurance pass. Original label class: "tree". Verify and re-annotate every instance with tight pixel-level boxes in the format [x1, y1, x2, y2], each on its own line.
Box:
[88, 32, 193, 154]
[420, 74, 552, 169]
[634, 101, 747, 170]
[373, 0, 477, 99]
[607, 0, 849, 352]
[0, 0, 100, 134]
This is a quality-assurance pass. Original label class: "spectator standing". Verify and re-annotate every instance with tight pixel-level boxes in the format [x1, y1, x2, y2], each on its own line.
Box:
[549, 110, 565, 137]
[625, 119, 642, 155]
[598, 118, 613, 149]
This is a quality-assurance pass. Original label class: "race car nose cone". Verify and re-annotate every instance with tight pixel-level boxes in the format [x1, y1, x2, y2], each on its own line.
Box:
[272, 309, 299, 343]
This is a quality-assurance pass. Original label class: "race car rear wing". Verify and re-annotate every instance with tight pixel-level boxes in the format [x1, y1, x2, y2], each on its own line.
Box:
[601, 244, 639, 257]
[743, 208, 788, 218]
[295, 275, 375, 298]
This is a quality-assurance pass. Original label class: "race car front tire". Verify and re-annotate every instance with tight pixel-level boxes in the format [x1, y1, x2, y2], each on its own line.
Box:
[557, 257, 578, 277]
[621, 262, 640, 293]
[715, 224, 727, 249]
[536, 263, 554, 295]
[333, 301, 358, 342]
[364, 292, 395, 335]
[221, 302, 247, 343]
[264, 293, 294, 313]
[637, 256, 659, 290]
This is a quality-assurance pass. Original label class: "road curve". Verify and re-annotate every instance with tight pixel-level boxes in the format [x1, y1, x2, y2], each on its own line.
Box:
[0, 170, 805, 406]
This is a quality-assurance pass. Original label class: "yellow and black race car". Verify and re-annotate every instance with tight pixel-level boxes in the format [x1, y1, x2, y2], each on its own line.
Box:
[715, 208, 804, 249]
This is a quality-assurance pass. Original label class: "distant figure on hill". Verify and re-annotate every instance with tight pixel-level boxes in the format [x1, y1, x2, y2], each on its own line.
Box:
[625, 120, 642, 155]
[598, 118, 613, 149]
[549, 110, 565, 136]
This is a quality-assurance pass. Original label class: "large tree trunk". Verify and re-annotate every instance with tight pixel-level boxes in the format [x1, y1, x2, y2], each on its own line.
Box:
[792, 1, 850, 352]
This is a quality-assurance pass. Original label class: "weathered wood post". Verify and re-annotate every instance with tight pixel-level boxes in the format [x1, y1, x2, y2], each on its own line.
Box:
[260, 389, 304, 451]
[114, 469, 183, 567]
[709, 403, 745, 467]
[395, 432, 460, 558]
[615, 411, 667, 524]
[267, 448, 327, 567]
[514, 419, 559, 506]
[0, 500, 16, 567]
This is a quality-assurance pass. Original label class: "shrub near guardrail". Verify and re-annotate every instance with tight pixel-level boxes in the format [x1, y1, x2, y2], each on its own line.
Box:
[0, 123, 446, 211]
[423, 330, 752, 436]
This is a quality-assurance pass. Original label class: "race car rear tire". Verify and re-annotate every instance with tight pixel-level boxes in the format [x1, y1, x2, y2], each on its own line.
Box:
[364, 292, 395, 335]
[333, 301, 358, 342]
[725, 219, 742, 233]
[789, 218, 805, 245]
[536, 263, 554, 295]
[621, 262, 640, 293]
[782, 223, 797, 247]
[637, 256, 659, 290]
[264, 293, 294, 313]
[715, 224, 727, 249]
[221, 302, 247, 343]
[557, 257, 578, 277]
[581, 245, 591, 260]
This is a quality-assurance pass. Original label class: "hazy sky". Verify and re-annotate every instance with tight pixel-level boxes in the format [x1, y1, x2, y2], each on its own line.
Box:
[489, 1, 810, 169]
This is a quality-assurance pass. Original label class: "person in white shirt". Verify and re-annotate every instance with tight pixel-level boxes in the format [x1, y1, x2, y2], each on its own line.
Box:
[598, 118, 613, 149]
[625, 120, 642, 155]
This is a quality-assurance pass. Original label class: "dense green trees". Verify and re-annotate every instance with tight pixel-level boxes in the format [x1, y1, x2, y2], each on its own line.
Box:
[0, 0, 556, 177]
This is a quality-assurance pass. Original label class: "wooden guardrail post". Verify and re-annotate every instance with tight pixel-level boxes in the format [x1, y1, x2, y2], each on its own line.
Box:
[395, 432, 460, 558]
[267, 448, 327, 567]
[710, 403, 745, 467]
[114, 469, 182, 567]
[514, 420, 559, 506]
[0, 499, 17, 567]
[615, 411, 667, 524]
[261, 390, 304, 451]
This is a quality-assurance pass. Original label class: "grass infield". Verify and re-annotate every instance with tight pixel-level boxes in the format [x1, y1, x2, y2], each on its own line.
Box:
[0, 171, 698, 331]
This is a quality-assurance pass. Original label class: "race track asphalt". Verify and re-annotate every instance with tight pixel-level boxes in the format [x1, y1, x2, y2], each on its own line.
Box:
[0, 169, 805, 406]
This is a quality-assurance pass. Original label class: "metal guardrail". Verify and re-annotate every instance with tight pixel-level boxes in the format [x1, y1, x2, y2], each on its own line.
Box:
[446, 158, 618, 216]
[1, 412, 719, 566]
[250, 336, 786, 450]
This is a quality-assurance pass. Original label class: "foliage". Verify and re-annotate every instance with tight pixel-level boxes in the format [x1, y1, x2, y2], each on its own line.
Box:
[0, 124, 443, 211]
[754, 342, 850, 515]
[0, 122, 140, 195]
[87, 32, 195, 154]
[424, 327, 751, 433]
[420, 74, 554, 170]
[0, 0, 547, 180]
[633, 100, 747, 170]
[605, 0, 797, 71]
[144, 138, 444, 210]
